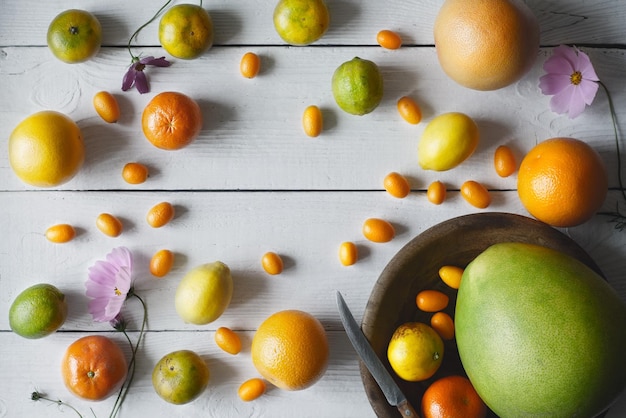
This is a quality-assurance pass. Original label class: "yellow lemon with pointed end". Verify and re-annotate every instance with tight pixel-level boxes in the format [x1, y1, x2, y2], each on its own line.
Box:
[175, 261, 233, 325]
[273, 0, 330, 45]
[332, 57, 384, 116]
[9, 283, 68, 339]
[387, 322, 444, 382]
[159, 4, 213, 60]
[9, 111, 85, 187]
[47, 9, 102, 63]
[152, 350, 210, 405]
[418, 112, 479, 171]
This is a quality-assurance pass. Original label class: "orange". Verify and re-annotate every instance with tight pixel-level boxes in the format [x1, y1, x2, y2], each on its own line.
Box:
[383, 172, 411, 198]
[8, 110, 84, 187]
[45, 224, 76, 244]
[142, 91, 202, 150]
[122, 162, 149, 184]
[61, 335, 127, 401]
[422, 375, 487, 418]
[273, 0, 330, 46]
[434, 0, 539, 90]
[517, 137, 608, 227]
[251, 310, 329, 390]
[362, 218, 395, 243]
[47, 9, 102, 63]
[159, 4, 213, 60]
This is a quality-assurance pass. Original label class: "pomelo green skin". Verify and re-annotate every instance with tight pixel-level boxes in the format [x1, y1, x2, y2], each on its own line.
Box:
[456, 242, 626, 418]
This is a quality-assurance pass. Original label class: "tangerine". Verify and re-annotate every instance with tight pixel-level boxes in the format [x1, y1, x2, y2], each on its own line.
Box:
[61, 335, 127, 401]
[434, 0, 539, 90]
[517, 137, 608, 227]
[142, 91, 202, 150]
[422, 375, 487, 418]
[251, 310, 329, 390]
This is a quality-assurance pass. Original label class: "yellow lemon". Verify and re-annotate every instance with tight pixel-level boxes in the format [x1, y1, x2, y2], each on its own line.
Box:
[418, 112, 479, 171]
[47, 9, 102, 63]
[387, 322, 444, 382]
[159, 4, 213, 60]
[174, 261, 233, 325]
[9, 111, 84, 187]
[273, 0, 330, 45]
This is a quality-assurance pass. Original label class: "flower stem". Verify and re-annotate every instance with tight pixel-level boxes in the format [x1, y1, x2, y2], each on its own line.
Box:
[31, 392, 84, 418]
[596, 81, 626, 230]
[109, 292, 148, 418]
[127, 0, 174, 59]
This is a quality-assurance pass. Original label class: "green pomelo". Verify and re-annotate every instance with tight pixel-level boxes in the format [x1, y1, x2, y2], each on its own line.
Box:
[9, 283, 68, 339]
[455, 242, 626, 418]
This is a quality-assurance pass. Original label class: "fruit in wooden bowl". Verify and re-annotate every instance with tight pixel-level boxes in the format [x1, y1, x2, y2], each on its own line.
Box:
[359, 213, 609, 417]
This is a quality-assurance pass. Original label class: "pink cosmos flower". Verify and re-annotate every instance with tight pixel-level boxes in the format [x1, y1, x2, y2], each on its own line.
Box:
[86, 247, 133, 322]
[539, 45, 599, 119]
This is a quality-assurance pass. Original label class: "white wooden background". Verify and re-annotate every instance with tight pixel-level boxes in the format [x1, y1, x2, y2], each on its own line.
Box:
[1, 0, 625, 417]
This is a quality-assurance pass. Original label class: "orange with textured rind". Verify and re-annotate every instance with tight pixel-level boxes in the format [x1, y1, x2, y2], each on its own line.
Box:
[434, 0, 539, 91]
[251, 310, 329, 390]
[142, 92, 202, 150]
[517, 137, 608, 227]
[422, 375, 487, 418]
[61, 335, 127, 401]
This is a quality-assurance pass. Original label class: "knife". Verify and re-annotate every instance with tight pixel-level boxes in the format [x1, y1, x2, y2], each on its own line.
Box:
[335, 291, 420, 418]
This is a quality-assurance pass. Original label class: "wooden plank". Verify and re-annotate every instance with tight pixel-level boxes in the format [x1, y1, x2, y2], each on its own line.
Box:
[0, 0, 624, 47]
[1, 46, 624, 191]
[2, 190, 625, 332]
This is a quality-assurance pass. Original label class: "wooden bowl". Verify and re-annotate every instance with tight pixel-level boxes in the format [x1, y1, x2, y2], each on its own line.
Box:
[359, 212, 603, 417]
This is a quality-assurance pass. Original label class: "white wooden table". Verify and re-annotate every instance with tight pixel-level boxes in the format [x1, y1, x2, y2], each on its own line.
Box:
[1, 1, 625, 417]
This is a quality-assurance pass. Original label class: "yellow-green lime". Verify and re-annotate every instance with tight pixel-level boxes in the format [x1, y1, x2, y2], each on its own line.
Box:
[9, 283, 68, 339]
[47, 9, 102, 63]
[175, 261, 233, 325]
[418, 112, 479, 171]
[332, 57, 384, 116]
[273, 0, 330, 45]
[159, 4, 213, 60]
[9, 110, 85, 188]
[152, 350, 210, 404]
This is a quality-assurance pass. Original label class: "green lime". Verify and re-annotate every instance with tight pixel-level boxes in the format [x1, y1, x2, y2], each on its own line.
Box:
[273, 0, 330, 45]
[332, 57, 384, 116]
[47, 9, 102, 64]
[152, 350, 210, 405]
[9, 283, 68, 339]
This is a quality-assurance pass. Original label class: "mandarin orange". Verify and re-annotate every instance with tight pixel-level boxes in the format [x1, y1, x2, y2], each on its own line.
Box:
[517, 137, 608, 227]
[142, 91, 202, 150]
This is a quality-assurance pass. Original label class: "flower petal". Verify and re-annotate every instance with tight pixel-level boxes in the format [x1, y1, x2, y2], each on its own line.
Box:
[543, 53, 574, 76]
[144, 56, 171, 67]
[578, 79, 599, 105]
[135, 72, 149, 94]
[107, 247, 132, 271]
[566, 87, 587, 119]
[549, 84, 576, 115]
[539, 73, 572, 95]
[122, 68, 136, 91]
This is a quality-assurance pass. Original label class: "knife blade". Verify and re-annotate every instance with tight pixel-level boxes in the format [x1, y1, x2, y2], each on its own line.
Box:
[335, 291, 419, 418]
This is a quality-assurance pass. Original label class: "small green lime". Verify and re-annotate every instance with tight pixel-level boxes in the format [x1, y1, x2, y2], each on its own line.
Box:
[9, 283, 68, 339]
[332, 57, 384, 116]
[273, 0, 330, 45]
